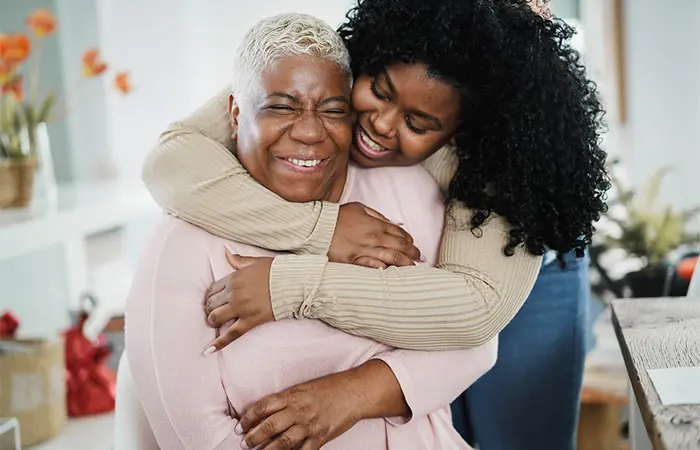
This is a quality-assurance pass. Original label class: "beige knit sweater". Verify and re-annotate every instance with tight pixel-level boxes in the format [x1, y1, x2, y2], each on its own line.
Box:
[141, 87, 542, 350]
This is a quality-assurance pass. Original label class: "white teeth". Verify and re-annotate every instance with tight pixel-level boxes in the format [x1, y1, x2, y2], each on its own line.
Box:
[287, 158, 322, 167]
[360, 130, 384, 151]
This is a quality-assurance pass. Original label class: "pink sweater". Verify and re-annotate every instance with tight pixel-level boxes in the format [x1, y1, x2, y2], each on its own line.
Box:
[125, 163, 497, 450]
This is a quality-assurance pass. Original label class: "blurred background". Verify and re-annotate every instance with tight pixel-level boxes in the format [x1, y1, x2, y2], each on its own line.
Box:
[0, 0, 698, 449]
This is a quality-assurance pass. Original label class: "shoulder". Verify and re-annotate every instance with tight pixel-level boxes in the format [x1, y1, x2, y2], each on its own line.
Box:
[446, 202, 512, 238]
[145, 215, 272, 267]
[139, 215, 225, 270]
[421, 145, 458, 193]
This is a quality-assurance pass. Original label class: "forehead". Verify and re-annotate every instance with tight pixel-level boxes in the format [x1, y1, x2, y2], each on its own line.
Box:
[384, 62, 461, 121]
[257, 56, 351, 100]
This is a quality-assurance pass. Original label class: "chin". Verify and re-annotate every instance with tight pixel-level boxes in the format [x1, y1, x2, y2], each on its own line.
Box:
[275, 188, 325, 203]
[350, 146, 390, 168]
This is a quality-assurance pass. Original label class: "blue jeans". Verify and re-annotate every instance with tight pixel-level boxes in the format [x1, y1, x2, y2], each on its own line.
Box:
[451, 252, 590, 450]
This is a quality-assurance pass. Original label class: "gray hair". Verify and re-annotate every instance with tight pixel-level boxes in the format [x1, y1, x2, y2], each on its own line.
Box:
[231, 13, 351, 104]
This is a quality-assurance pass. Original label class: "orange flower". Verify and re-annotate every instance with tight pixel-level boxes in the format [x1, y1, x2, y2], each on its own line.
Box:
[114, 71, 133, 94]
[82, 49, 108, 77]
[1, 74, 24, 101]
[0, 34, 31, 64]
[26, 9, 57, 38]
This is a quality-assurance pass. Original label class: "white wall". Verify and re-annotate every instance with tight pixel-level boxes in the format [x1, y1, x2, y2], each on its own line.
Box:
[622, 0, 700, 211]
[97, 0, 354, 181]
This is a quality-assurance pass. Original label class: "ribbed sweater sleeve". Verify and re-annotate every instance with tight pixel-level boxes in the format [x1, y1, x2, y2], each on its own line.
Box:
[141, 86, 542, 350]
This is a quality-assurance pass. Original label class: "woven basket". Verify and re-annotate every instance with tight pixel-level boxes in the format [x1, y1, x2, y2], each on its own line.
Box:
[0, 158, 36, 209]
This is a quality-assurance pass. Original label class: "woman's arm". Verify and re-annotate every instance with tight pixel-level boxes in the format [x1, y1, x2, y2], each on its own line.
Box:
[235, 359, 407, 449]
[125, 219, 241, 450]
[269, 208, 542, 351]
[143, 87, 417, 264]
[372, 337, 498, 423]
[143, 88, 542, 351]
[237, 338, 498, 448]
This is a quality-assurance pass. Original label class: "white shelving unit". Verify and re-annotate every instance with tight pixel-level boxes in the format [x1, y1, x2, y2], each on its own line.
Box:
[0, 181, 158, 337]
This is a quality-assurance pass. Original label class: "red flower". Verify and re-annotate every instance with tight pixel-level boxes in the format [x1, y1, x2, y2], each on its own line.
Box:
[114, 72, 133, 95]
[26, 9, 57, 38]
[0, 34, 31, 65]
[1, 75, 24, 101]
[82, 49, 108, 77]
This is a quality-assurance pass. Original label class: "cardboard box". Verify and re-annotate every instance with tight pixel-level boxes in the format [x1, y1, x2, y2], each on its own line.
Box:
[0, 338, 66, 446]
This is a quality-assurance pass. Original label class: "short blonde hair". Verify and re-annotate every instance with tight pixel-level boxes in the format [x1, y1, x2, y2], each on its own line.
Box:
[231, 13, 351, 103]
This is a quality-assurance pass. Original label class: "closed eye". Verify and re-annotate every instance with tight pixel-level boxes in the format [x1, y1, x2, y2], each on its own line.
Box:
[405, 116, 426, 134]
[370, 78, 389, 101]
[322, 108, 348, 116]
[267, 105, 296, 115]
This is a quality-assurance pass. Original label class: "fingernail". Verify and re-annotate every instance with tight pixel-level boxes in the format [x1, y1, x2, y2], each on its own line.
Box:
[240, 439, 249, 449]
[203, 346, 216, 356]
[235, 423, 243, 435]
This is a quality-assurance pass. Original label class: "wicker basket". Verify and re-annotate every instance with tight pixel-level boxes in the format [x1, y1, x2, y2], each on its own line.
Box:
[0, 158, 36, 209]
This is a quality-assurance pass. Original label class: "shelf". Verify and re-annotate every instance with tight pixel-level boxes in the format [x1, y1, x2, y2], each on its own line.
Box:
[0, 182, 157, 261]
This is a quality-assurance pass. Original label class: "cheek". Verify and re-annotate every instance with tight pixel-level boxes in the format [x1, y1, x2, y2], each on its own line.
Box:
[246, 116, 290, 148]
[351, 79, 378, 111]
[398, 132, 452, 161]
[326, 118, 354, 148]
[237, 117, 286, 173]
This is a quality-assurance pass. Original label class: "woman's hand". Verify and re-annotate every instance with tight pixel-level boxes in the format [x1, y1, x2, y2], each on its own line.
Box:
[236, 370, 362, 450]
[330, 202, 422, 269]
[237, 360, 407, 450]
[204, 251, 274, 354]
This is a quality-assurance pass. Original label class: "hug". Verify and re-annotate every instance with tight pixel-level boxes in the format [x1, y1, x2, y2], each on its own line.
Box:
[123, 0, 609, 449]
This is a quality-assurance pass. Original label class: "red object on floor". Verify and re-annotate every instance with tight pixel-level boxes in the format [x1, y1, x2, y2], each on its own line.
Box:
[64, 310, 116, 417]
[678, 256, 698, 282]
[0, 310, 19, 338]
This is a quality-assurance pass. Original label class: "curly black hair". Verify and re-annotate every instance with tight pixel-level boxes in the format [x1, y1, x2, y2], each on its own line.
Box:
[338, 0, 610, 261]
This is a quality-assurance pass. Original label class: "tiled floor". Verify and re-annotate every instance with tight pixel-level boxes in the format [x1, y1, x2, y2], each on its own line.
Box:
[28, 414, 113, 450]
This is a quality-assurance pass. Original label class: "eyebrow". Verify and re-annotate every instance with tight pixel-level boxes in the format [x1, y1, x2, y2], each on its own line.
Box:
[267, 92, 296, 101]
[266, 93, 350, 106]
[320, 96, 350, 106]
[382, 70, 444, 130]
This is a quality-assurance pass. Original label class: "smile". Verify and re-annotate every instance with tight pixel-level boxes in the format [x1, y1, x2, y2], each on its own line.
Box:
[287, 158, 323, 167]
[355, 127, 393, 159]
[278, 157, 330, 173]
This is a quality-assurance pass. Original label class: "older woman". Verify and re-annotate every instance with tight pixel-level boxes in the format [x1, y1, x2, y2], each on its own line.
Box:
[126, 13, 495, 450]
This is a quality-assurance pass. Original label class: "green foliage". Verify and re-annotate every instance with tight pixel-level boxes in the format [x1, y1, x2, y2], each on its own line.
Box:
[0, 92, 53, 160]
[605, 159, 700, 268]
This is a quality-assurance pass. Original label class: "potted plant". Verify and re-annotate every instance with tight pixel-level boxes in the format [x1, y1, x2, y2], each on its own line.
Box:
[0, 9, 132, 208]
[600, 159, 700, 297]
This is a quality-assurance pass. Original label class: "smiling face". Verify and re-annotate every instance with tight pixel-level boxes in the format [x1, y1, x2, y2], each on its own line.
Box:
[231, 55, 354, 203]
[350, 62, 462, 167]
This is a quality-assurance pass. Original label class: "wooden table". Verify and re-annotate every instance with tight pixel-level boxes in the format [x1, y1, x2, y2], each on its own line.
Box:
[612, 298, 700, 449]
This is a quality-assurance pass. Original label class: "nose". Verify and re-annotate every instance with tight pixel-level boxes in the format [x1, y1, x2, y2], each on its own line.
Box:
[370, 106, 398, 139]
[289, 110, 326, 145]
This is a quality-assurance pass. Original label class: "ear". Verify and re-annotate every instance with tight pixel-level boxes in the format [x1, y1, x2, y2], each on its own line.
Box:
[228, 95, 240, 141]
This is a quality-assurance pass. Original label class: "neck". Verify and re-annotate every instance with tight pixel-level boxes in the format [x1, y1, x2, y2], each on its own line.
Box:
[324, 167, 348, 203]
